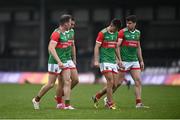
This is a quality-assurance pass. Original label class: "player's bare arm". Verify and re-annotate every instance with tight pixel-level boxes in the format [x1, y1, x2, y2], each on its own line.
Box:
[71, 39, 77, 65]
[116, 38, 124, 68]
[115, 42, 121, 61]
[72, 45, 77, 65]
[94, 42, 101, 67]
[115, 45, 123, 68]
[137, 41, 144, 70]
[48, 40, 64, 68]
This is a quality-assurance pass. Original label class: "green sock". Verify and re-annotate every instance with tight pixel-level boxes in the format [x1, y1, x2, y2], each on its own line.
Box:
[65, 100, 70, 106]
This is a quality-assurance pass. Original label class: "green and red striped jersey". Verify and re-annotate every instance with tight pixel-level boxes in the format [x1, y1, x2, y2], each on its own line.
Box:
[48, 28, 69, 64]
[118, 27, 141, 62]
[96, 28, 118, 63]
[66, 28, 75, 60]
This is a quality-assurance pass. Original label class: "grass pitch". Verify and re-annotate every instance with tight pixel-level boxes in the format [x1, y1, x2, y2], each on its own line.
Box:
[0, 84, 180, 119]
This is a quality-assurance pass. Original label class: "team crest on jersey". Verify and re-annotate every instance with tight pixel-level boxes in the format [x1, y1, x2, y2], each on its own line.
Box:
[67, 34, 70, 38]
[110, 36, 114, 40]
[125, 35, 130, 38]
[105, 36, 110, 39]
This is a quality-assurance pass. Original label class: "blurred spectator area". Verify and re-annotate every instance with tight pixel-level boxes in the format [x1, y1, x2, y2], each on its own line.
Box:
[0, 0, 180, 73]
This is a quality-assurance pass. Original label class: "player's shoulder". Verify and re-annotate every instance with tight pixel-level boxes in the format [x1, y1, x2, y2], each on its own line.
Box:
[135, 29, 141, 34]
[119, 28, 128, 33]
[51, 28, 60, 38]
[54, 28, 60, 33]
[100, 28, 108, 34]
[123, 28, 128, 32]
[70, 28, 74, 32]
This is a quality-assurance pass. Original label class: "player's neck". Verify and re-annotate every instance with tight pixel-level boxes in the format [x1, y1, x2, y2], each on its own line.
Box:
[59, 26, 66, 33]
[67, 27, 73, 31]
[107, 26, 114, 34]
[128, 27, 135, 32]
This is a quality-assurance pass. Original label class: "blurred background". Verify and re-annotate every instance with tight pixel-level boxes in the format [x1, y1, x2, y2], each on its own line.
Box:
[0, 0, 180, 84]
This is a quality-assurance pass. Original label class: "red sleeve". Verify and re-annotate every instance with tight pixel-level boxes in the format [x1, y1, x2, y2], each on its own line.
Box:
[50, 32, 60, 42]
[118, 29, 124, 39]
[96, 32, 104, 44]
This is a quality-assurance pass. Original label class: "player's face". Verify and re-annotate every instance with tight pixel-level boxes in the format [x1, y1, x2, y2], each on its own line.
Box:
[126, 21, 136, 31]
[110, 25, 117, 32]
[71, 21, 75, 29]
[64, 19, 72, 30]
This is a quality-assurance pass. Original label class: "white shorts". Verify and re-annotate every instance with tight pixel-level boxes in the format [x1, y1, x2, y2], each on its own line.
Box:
[48, 62, 69, 74]
[100, 62, 118, 74]
[119, 61, 141, 72]
[67, 60, 76, 69]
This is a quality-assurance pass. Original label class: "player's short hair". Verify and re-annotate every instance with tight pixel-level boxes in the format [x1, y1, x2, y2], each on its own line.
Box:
[59, 14, 72, 25]
[71, 17, 75, 21]
[111, 18, 121, 29]
[126, 15, 137, 23]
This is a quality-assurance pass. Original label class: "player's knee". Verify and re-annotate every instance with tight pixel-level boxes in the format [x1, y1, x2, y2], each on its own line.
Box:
[64, 79, 72, 85]
[135, 79, 141, 87]
[107, 80, 114, 87]
[72, 77, 79, 84]
[106, 75, 113, 82]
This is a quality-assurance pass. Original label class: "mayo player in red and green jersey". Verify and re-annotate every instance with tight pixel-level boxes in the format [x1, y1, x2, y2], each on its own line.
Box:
[117, 15, 149, 108]
[32, 14, 75, 110]
[55, 18, 79, 109]
[92, 18, 122, 109]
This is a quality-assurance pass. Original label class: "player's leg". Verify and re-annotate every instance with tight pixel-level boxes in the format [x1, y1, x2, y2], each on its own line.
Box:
[93, 71, 124, 101]
[130, 69, 142, 104]
[70, 68, 79, 89]
[111, 62, 127, 93]
[61, 68, 74, 109]
[55, 69, 78, 106]
[93, 86, 106, 100]
[67, 60, 79, 89]
[55, 64, 78, 109]
[55, 75, 64, 109]
[103, 65, 124, 107]
[92, 72, 114, 109]
[92, 63, 108, 108]
[32, 73, 57, 109]
[104, 72, 119, 109]
[92, 84, 107, 108]
[130, 66, 149, 108]
[103, 71, 125, 105]
[92, 64, 121, 107]
[113, 70, 125, 92]
[119, 61, 131, 89]
[103, 72, 115, 109]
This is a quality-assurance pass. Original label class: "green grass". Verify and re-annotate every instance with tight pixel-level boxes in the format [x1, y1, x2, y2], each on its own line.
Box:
[0, 84, 180, 119]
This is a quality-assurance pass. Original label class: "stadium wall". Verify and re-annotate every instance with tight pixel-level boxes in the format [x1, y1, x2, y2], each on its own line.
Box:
[0, 72, 180, 85]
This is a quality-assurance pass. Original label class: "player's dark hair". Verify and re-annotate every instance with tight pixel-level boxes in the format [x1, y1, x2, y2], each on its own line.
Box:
[126, 15, 137, 23]
[59, 14, 72, 25]
[71, 17, 75, 21]
[111, 18, 121, 29]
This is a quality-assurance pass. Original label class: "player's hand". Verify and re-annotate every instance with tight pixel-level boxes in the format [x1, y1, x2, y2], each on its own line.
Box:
[58, 62, 64, 69]
[140, 61, 144, 70]
[117, 60, 125, 70]
[94, 61, 99, 68]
